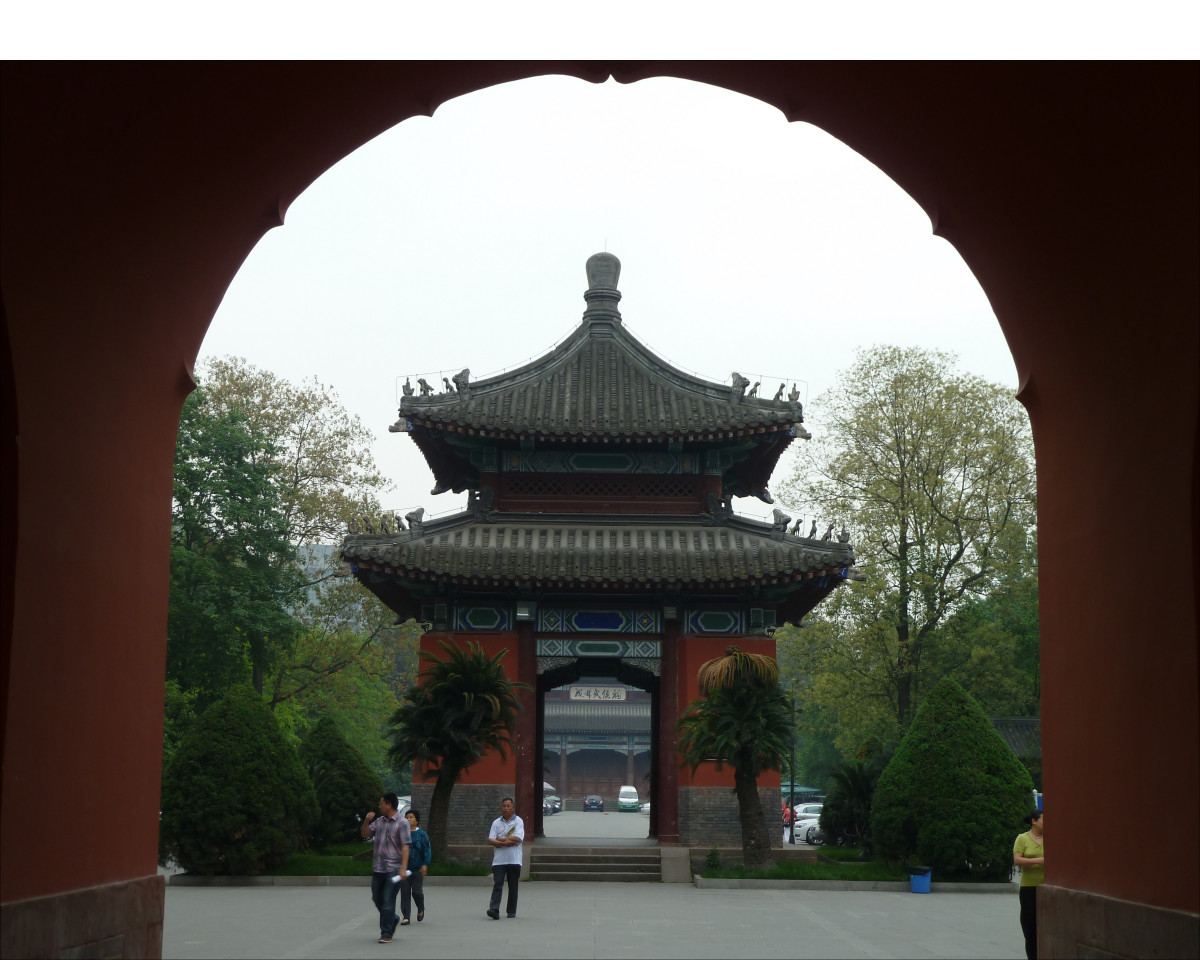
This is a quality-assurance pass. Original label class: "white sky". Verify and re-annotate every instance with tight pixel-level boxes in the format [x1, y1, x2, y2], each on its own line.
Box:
[1, 2, 1195, 58]
[196, 73, 1015, 524]
[3, 13, 1193, 525]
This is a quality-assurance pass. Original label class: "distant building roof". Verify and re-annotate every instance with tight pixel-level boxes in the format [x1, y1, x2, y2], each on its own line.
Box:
[545, 700, 651, 734]
[991, 717, 1041, 758]
[394, 253, 808, 444]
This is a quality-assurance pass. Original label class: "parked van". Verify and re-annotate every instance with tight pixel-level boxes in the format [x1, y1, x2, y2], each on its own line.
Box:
[618, 785, 639, 811]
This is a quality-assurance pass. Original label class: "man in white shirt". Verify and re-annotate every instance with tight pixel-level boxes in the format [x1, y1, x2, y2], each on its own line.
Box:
[486, 796, 524, 919]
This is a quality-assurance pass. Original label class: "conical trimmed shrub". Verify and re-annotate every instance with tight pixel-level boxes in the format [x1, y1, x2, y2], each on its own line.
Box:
[160, 685, 318, 875]
[300, 716, 384, 845]
[870, 677, 1033, 879]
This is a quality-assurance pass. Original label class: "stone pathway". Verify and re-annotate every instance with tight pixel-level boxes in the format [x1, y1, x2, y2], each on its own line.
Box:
[163, 879, 1024, 959]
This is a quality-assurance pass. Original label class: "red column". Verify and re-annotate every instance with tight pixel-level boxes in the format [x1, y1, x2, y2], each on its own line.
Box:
[657, 621, 680, 843]
[533, 681, 545, 838]
[514, 621, 537, 840]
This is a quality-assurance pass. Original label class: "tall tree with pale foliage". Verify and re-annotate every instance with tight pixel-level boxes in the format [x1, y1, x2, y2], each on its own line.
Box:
[781, 346, 1036, 731]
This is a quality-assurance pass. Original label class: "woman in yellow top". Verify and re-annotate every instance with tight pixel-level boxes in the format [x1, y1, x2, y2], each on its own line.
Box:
[1013, 810, 1045, 960]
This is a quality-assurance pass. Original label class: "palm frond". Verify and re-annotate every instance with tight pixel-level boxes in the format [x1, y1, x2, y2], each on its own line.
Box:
[696, 645, 780, 694]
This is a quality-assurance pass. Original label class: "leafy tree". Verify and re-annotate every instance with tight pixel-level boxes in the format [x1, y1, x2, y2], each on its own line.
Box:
[676, 646, 791, 871]
[159, 685, 318, 875]
[196, 358, 407, 718]
[781, 346, 1036, 731]
[870, 676, 1033, 879]
[162, 680, 199, 770]
[168, 388, 301, 702]
[199, 356, 386, 546]
[926, 564, 1040, 717]
[387, 639, 530, 862]
[299, 716, 385, 846]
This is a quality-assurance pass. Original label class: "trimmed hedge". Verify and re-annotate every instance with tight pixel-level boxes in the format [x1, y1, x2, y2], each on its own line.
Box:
[299, 716, 384, 845]
[160, 684, 318, 875]
[870, 676, 1033, 880]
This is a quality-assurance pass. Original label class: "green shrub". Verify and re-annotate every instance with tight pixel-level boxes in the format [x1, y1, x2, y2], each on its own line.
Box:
[159, 684, 318, 875]
[870, 677, 1033, 880]
[705, 846, 723, 871]
[299, 716, 384, 845]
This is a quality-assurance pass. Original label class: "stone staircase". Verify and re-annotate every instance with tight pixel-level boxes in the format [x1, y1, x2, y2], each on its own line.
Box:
[529, 845, 662, 882]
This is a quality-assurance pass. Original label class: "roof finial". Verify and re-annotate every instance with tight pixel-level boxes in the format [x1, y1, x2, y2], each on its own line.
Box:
[583, 252, 622, 323]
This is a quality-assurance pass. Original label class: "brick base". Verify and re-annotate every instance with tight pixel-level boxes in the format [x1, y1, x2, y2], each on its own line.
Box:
[1039, 884, 1199, 959]
[678, 785, 777, 850]
[1, 875, 164, 959]
[410, 782, 515, 856]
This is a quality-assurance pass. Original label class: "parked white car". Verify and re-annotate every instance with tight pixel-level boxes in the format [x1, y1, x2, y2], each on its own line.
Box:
[784, 802, 823, 843]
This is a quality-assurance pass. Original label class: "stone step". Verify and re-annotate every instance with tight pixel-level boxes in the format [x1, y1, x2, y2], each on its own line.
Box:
[528, 871, 661, 882]
[532, 853, 660, 865]
[530, 848, 662, 882]
[533, 861, 659, 873]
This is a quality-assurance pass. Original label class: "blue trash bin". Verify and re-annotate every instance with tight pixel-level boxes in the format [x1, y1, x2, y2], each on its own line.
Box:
[908, 866, 932, 893]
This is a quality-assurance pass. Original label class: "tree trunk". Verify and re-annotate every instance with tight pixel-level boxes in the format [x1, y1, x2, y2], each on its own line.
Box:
[426, 767, 458, 864]
[734, 769, 774, 871]
[895, 514, 913, 726]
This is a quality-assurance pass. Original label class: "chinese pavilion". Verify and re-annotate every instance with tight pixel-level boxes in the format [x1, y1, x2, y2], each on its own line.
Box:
[343, 253, 856, 849]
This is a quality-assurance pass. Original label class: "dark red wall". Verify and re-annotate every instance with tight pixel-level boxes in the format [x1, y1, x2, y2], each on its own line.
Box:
[1, 63, 1195, 923]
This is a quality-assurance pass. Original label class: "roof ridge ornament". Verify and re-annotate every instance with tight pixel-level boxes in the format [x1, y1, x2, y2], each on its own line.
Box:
[582, 252, 622, 324]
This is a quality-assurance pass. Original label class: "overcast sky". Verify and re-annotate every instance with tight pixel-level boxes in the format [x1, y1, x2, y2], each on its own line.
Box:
[193, 73, 1024, 525]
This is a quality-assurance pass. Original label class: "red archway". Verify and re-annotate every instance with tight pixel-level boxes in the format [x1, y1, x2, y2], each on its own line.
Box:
[2, 63, 1196, 957]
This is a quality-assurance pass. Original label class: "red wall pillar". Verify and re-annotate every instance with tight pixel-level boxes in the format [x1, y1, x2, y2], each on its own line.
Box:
[514, 622, 537, 838]
[657, 621, 680, 843]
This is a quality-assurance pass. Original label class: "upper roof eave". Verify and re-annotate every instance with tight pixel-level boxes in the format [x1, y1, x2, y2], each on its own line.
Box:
[396, 315, 808, 440]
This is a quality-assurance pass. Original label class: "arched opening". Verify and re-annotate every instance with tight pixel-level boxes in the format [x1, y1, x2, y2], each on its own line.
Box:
[1, 63, 1194, 960]
[538, 656, 659, 842]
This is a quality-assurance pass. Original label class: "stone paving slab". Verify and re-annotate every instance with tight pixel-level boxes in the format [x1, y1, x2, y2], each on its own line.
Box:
[169, 874, 492, 887]
[694, 877, 1016, 893]
[163, 880, 1025, 959]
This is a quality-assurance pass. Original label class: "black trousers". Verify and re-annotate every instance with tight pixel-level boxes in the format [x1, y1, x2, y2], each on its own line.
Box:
[1018, 885, 1038, 960]
[489, 864, 520, 916]
[400, 870, 425, 920]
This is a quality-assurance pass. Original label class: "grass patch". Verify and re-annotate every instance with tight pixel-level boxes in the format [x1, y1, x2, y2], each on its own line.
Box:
[816, 846, 875, 863]
[702, 860, 907, 882]
[267, 849, 489, 878]
[270, 853, 372, 876]
[313, 841, 372, 857]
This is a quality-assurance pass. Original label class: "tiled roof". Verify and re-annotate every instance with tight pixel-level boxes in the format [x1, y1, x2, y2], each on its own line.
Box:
[393, 254, 808, 442]
[544, 701, 651, 734]
[991, 717, 1041, 758]
[343, 511, 855, 588]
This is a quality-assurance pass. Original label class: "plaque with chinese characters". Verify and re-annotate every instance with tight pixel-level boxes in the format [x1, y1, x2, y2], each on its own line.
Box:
[569, 685, 627, 701]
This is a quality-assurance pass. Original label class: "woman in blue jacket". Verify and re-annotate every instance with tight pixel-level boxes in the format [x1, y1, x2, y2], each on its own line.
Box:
[401, 808, 432, 924]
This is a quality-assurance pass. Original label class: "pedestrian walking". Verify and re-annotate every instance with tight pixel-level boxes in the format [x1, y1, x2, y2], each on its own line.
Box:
[1013, 809, 1045, 960]
[401, 808, 431, 924]
[362, 792, 411, 943]
[485, 796, 523, 920]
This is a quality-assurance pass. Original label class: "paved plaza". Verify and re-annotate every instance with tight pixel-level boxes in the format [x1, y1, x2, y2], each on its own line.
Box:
[162, 879, 1025, 959]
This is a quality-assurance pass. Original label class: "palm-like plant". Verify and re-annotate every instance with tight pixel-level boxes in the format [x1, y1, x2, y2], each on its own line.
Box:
[387, 638, 530, 862]
[678, 645, 790, 870]
[819, 759, 881, 850]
